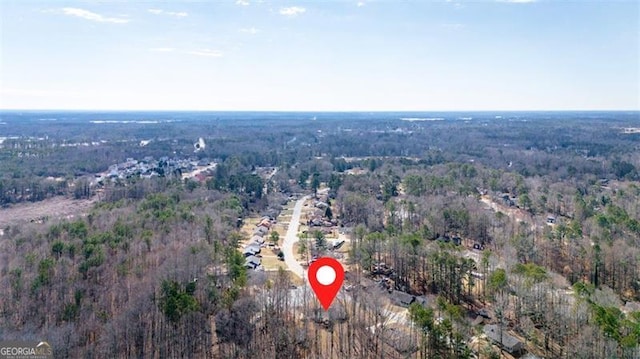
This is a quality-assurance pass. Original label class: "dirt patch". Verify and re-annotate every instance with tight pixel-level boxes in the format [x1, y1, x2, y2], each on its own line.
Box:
[480, 195, 535, 229]
[0, 196, 97, 228]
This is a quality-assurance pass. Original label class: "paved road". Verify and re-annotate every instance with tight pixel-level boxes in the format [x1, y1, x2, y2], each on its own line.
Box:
[281, 194, 410, 325]
[282, 195, 309, 278]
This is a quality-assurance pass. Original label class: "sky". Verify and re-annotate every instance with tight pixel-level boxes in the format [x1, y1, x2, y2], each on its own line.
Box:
[0, 0, 638, 111]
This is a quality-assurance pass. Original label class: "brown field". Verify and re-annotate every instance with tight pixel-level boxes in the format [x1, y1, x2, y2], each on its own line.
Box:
[0, 195, 97, 229]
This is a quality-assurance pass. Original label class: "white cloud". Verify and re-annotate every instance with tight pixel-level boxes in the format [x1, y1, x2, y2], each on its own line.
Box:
[357, 2, 365, 7]
[168, 11, 188, 17]
[236, 0, 250, 6]
[445, 0, 465, 9]
[498, 0, 536, 3]
[149, 47, 176, 52]
[0, 87, 86, 97]
[240, 27, 260, 34]
[186, 49, 223, 58]
[61, 8, 130, 23]
[147, 9, 188, 17]
[279, 6, 306, 16]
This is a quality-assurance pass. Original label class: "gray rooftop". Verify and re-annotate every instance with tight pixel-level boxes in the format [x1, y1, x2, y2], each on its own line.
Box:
[484, 324, 523, 353]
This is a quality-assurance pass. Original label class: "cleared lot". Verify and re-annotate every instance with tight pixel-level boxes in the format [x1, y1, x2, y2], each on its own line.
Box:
[0, 196, 96, 229]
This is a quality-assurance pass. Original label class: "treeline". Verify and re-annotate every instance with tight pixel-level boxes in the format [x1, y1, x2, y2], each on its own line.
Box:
[2, 112, 638, 205]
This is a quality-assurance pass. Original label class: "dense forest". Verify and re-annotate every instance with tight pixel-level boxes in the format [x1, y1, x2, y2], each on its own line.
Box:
[0, 111, 639, 358]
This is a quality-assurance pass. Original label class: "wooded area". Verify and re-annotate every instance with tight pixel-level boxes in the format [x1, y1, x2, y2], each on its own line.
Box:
[0, 111, 638, 358]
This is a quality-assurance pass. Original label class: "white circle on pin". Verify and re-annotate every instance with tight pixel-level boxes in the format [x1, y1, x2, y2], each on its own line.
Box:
[316, 265, 336, 285]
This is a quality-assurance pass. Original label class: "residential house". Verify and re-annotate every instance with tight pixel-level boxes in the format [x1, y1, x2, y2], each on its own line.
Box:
[244, 255, 261, 269]
[251, 235, 265, 244]
[484, 324, 524, 355]
[258, 218, 271, 229]
[254, 226, 269, 236]
[501, 193, 515, 207]
[414, 296, 428, 307]
[243, 243, 261, 257]
[390, 290, 416, 308]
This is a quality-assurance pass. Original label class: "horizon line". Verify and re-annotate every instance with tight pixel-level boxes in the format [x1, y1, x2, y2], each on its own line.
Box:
[1, 108, 639, 113]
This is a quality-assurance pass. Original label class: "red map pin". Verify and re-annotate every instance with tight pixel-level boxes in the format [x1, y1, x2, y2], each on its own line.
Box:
[308, 257, 344, 311]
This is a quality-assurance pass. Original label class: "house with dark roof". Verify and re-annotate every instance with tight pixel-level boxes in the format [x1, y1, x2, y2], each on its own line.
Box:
[414, 296, 428, 306]
[501, 193, 516, 207]
[254, 226, 269, 236]
[484, 324, 524, 355]
[390, 290, 416, 307]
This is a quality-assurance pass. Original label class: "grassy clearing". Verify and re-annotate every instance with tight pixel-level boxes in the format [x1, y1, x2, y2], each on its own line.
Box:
[261, 255, 287, 271]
